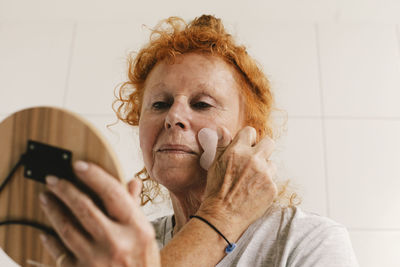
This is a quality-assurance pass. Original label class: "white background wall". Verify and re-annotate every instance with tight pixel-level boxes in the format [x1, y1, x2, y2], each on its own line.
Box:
[1, 0, 400, 266]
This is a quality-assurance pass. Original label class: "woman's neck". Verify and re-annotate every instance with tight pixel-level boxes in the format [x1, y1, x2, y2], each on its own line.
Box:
[169, 187, 205, 234]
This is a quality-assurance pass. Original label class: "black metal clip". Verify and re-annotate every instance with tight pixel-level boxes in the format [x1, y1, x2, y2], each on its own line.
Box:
[0, 140, 76, 193]
[0, 140, 106, 235]
[23, 140, 75, 184]
[0, 140, 77, 236]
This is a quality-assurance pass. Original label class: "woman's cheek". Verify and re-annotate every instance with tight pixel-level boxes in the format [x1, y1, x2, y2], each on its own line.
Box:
[193, 115, 228, 135]
[139, 118, 157, 171]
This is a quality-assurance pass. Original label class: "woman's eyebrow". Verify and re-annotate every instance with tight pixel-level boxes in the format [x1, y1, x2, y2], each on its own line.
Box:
[194, 91, 214, 99]
[145, 83, 169, 101]
[195, 84, 220, 98]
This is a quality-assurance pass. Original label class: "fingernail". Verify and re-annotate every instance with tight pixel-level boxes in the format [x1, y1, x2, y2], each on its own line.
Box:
[46, 175, 59, 186]
[40, 234, 47, 243]
[74, 160, 89, 172]
[39, 193, 48, 205]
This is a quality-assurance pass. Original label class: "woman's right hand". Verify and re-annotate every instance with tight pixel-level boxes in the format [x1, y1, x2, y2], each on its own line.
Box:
[197, 126, 278, 240]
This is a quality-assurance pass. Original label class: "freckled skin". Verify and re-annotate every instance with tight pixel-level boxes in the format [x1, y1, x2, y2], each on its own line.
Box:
[139, 53, 245, 194]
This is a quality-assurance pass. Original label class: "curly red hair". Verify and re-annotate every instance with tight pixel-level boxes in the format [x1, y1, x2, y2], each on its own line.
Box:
[114, 15, 297, 206]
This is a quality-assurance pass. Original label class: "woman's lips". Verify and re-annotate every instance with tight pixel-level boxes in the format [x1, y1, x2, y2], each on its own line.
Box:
[157, 144, 197, 154]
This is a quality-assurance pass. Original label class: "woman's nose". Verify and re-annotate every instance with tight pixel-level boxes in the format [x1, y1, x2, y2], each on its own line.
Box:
[164, 101, 190, 130]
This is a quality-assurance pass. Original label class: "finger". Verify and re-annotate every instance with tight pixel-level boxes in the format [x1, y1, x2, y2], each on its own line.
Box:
[214, 126, 232, 159]
[73, 161, 136, 223]
[45, 175, 110, 240]
[216, 126, 232, 149]
[39, 192, 91, 259]
[39, 234, 66, 260]
[40, 234, 76, 266]
[231, 126, 257, 147]
[128, 178, 143, 205]
[254, 136, 275, 159]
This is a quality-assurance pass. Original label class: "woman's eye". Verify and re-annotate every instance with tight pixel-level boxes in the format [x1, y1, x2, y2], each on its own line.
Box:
[152, 102, 170, 110]
[192, 102, 212, 109]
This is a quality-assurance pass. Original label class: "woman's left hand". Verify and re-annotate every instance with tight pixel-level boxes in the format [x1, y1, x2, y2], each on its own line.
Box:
[39, 161, 160, 267]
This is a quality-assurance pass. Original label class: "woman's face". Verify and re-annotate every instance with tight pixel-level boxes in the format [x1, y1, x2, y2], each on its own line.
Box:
[139, 53, 245, 193]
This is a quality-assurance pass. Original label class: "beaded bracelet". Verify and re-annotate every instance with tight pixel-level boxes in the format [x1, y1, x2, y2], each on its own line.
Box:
[189, 215, 237, 253]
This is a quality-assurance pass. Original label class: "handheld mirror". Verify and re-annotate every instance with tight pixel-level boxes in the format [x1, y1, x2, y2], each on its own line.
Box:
[0, 106, 124, 266]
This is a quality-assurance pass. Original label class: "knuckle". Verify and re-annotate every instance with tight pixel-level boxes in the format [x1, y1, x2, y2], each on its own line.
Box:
[139, 224, 156, 241]
[253, 148, 265, 158]
[224, 146, 241, 162]
[76, 196, 93, 218]
[56, 179, 69, 191]
[103, 185, 122, 203]
[108, 239, 132, 266]
[59, 220, 72, 239]
[250, 154, 264, 168]
[230, 146, 241, 156]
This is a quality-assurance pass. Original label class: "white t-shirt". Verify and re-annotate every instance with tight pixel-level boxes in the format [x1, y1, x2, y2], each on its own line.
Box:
[151, 205, 359, 267]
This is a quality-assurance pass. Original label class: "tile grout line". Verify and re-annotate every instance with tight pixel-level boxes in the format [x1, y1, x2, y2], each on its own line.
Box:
[314, 22, 331, 218]
[278, 115, 400, 120]
[79, 113, 117, 117]
[348, 228, 400, 232]
[4, 113, 400, 120]
[75, 113, 400, 120]
[322, 116, 400, 120]
[62, 22, 77, 108]
[396, 24, 400, 79]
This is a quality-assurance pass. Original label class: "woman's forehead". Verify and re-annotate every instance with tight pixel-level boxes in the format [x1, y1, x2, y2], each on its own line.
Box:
[143, 53, 239, 95]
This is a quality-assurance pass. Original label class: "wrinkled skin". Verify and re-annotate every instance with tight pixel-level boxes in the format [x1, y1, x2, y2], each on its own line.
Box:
[40, 53, 277, 267]
[138, 53, 246, 195]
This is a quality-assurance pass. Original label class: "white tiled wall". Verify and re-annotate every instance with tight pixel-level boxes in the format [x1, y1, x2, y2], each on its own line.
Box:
[318, 23, 400, 117]
[64, 22, 148, 115]
[1, 1, 400, 266]
[326, 119, 400, 229]
[272, 117, 328, 216]
[236, 22, 322, 117]
[0, 22, 73, 114]
[350, 230, 400, 267]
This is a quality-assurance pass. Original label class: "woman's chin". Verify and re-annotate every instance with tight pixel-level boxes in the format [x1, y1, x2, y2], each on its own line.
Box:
[151, 164, 207, 193]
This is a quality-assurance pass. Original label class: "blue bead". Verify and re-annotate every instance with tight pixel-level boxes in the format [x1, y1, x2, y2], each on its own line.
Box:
[225, 243, 236, 253]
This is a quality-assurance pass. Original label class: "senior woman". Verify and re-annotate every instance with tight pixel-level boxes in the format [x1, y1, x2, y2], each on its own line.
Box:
[38, 15, 358, 266]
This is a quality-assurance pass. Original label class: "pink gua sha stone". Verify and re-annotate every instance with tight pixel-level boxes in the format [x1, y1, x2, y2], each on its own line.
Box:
[198, 128, 219, 170]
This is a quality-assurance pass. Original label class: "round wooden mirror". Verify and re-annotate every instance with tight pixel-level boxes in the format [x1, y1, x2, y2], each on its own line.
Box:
[0, 106, 124, 266]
